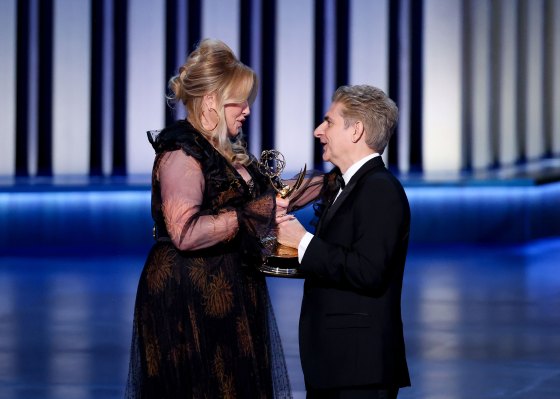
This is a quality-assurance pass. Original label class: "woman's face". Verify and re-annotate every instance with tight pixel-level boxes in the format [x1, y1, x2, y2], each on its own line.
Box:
[224, 100, 250, 137]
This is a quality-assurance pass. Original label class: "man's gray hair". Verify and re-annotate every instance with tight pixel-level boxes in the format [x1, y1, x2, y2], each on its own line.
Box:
[332, 85, 398, 154]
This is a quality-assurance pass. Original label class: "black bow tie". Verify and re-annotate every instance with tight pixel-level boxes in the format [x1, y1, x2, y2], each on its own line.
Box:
[335, 174, 346, 190]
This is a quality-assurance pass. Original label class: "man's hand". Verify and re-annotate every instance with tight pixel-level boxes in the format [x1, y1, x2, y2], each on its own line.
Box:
[276, 215, 307, 249]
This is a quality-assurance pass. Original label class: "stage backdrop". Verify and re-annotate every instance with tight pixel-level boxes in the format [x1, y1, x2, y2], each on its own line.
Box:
[0, 0, 559, 178]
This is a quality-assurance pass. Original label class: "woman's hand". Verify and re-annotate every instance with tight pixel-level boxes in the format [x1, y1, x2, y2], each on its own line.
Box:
[275, 196, 290, 219]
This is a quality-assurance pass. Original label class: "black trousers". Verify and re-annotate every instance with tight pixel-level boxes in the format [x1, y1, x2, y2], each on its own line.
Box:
[306, 385, 399, 399]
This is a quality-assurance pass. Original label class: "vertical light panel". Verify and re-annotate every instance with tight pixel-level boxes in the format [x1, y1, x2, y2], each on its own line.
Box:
[524, 0, 545, 160]
[553, 0, 560, 154]
[349, 0, 389, 90]
[497, 0, 519, 165]
[470, 0, 492, 170]
[318, 0, 337, 171]
[174, 0, 188, 122]
[248, 0, 262, 157]
[0, 0, 16, 175]
[323, 0, 336, 113]
[102, 0, 114, 175]
[276, 0, 314, 169]
[397, 0, 411, 173]
[53, 0, 91, 175]
[422, 0, 463, 172]
[28, 0, 39, 176]
[350, 0, 390, 166]
[202, 0, 240, 55]
[126, 0, 165, 174]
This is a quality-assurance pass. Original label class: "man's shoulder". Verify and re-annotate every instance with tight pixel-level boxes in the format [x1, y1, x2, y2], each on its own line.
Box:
[359, 167, 407, 197]
[362, 165, 400, 183]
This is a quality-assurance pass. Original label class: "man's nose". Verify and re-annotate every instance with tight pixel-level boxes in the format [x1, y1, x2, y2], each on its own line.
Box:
[313, 123, 325, 138]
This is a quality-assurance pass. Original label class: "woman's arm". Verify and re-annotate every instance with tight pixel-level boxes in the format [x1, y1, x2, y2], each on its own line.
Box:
[283, 173, 324, 211]
[158, 150, 238, 251]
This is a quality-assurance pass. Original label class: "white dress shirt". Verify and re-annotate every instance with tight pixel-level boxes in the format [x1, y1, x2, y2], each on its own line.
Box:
[297, 153, 380, 263]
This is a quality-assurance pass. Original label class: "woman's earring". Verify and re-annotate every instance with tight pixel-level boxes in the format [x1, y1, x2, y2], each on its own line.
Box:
[203, 108, 219, 131]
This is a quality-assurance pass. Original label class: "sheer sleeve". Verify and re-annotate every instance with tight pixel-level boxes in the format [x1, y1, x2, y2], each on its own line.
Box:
[158, 150, 239, 251]
[283, 172, 324, 212]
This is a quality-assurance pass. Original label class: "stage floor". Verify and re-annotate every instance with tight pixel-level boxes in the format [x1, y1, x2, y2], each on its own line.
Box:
[1, 240, 559, 398]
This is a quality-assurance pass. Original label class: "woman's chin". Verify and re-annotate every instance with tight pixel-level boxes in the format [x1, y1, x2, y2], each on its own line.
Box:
[228, 129, 241, 138]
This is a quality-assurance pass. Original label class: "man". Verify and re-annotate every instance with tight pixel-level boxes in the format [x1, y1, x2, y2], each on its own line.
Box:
[277, 85, 411, 398]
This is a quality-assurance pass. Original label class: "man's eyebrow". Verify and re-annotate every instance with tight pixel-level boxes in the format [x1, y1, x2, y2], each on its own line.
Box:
[324, 115, 332, 122]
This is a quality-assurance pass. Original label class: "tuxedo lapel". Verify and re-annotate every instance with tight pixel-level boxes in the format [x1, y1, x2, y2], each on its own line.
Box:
[318, 157, 385, 233]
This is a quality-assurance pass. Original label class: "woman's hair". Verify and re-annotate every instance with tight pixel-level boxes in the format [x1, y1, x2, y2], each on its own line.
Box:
[332, 85, 398, 155]
[168, 39, 257, 165]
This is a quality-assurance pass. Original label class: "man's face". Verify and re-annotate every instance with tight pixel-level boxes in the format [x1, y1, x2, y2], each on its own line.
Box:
[314, 102, 354, 172]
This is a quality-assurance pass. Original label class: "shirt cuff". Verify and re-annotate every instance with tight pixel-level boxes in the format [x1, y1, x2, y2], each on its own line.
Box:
[298, 232, 314, 263]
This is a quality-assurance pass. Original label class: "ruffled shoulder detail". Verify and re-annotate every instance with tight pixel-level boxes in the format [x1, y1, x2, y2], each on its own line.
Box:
[148, 120, 212, 161]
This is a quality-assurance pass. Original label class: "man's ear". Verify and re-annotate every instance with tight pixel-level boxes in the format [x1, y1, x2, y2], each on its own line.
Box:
[352, 121, 365, 143]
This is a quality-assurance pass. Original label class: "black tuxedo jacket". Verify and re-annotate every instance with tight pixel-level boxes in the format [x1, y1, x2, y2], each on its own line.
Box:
[299, 156, 411, 390]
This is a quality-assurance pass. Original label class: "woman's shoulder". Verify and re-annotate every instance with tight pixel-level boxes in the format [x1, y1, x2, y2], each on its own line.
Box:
[151, 120, 210, 160]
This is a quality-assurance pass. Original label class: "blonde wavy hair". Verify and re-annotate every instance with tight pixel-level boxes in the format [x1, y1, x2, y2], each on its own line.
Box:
[168, 39, 257, 165]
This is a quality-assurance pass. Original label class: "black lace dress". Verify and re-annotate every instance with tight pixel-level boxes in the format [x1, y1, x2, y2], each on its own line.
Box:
[125, 120, 292, 398]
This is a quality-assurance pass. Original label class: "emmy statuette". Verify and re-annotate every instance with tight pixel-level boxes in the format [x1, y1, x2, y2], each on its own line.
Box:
[258, 150, 306, 278]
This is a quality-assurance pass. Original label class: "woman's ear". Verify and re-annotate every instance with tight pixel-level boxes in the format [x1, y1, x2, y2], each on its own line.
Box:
[203, 92, 217, 110]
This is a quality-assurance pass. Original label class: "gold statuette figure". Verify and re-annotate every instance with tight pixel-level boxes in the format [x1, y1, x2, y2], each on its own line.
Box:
[258, 150, 306, 277]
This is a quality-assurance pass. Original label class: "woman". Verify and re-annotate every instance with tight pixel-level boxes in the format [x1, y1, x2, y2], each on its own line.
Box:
[125, 39, 293, 398]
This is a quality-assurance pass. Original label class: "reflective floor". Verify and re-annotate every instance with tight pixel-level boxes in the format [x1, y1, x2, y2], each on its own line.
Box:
[1, 240, 559, 399]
